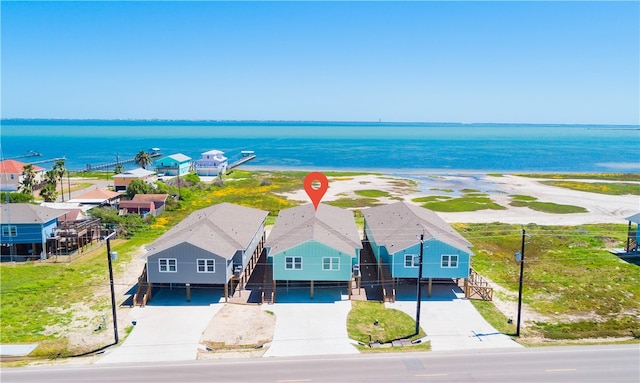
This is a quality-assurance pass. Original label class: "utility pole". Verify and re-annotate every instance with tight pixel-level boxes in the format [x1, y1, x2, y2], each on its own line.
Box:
[415, 233, 424, 335]
[104, 230, 119, 344]
[516, 229, 526, 337]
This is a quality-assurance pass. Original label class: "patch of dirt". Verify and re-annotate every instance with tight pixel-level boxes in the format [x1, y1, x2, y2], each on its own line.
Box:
[200, 304, 275, 347]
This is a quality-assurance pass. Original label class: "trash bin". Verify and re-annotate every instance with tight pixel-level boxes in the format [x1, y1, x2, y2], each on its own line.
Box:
[110, 251, 118, 261]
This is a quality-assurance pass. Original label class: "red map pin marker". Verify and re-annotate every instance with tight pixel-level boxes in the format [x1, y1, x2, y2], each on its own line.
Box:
[304, 172, 328, 211]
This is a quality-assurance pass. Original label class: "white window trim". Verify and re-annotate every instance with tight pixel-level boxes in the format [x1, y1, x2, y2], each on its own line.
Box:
[322, 257, 340, 271]
[404, 254, 419, 268]
[159, 258, 177, 273]
[441, 254, 459, 268]
[2, 225, 17, 237]
[284, 256, 303, 270]
[197, 259, 215, 273]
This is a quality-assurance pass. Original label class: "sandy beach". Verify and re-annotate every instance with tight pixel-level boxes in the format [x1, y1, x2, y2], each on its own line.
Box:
[278, 173, 639, 225]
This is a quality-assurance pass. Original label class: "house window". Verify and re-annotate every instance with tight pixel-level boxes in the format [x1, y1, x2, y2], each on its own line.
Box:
[322, 257, 340, 271]
[441, 255, 459, 268]
[285, 256, 302, 270]
[159, 258, 177, 272]
[404, 254, 419, 268]
[197, 259, 215, 273]
[2, 225, 17, 237]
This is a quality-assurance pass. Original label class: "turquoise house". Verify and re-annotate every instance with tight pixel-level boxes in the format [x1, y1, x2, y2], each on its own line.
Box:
[364, 202, 473, 296]
[266, 203, 362, 300]
[155, 153, 192, 176]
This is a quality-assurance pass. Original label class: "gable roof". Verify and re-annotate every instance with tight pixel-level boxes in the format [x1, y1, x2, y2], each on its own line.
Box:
[266, 203, 362, 256]
[364, 202, 472, 254]
[0, 159, 45, 174]
[627, 212, 640, 224]
[159, 153, 191, 163]
[1, 203, 67, 224]
[146, 202, 268, 259]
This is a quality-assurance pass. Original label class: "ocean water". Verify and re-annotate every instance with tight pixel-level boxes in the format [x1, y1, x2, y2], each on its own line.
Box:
[1, 119, 639, 174]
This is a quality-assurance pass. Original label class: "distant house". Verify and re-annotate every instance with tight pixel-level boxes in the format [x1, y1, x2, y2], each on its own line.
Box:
[119, 193, 169, 216]
[68, 189, 122, 208]
[155, 153, 192, 177]
[265, 203, 362, 300]
[143, 202, 268, 302]
[0, 159, 46, 192]
[195, 150, 228, 176]
[625, 212, 640, 253]
[113, 168, 157, 192]
[363, 202, 473, 299]
[0, 203, 67, 260]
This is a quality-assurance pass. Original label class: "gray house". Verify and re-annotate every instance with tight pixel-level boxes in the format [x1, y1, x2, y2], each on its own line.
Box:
[143, 202, 268, 302]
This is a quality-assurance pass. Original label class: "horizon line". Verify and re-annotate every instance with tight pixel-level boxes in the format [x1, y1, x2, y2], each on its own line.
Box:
[2, 118, 638, 127]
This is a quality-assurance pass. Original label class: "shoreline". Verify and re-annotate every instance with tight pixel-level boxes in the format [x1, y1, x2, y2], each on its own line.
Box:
[270, 172, 638, 226]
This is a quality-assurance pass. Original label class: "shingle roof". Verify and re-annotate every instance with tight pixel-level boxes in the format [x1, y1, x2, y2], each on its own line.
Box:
[1, 203, 67, 224]
[0, 159, 45, 174]
[266, 203, 362, 256]
[146, 202, 268, 259]
[364, 202, 472, 254]
[627, 212, 640, 224]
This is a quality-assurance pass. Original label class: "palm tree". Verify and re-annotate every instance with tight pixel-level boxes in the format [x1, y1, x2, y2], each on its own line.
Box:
[19, 164, 36, 195]
[39, 183, 58, 202]
[53, 159, 66, 202]
[134, 150, 152, 169]
[114, 164, 124, 174]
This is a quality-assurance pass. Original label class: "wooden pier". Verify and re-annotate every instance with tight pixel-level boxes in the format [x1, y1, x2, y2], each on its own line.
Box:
[227, 151, 256, 173]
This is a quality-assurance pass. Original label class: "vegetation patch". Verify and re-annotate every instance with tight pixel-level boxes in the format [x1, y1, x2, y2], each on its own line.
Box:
[354, 189, 391, 198]
[429, 188, 454, 193]
[328, 197, 381, 208]
[540, 181, 640, 196]
[347, 301, 427, 345]
[418, 194, 506, 212]
[470, 300, 516, 336]
[459, 223, 640, 339]
[517, 173, 640, 182]
[510, 195, 588, 214]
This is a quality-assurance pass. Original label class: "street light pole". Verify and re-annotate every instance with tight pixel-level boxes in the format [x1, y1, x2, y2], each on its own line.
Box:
[104, 230, 119, 344]
[516, 229, 526, 337]
[415, 233, 424, 335]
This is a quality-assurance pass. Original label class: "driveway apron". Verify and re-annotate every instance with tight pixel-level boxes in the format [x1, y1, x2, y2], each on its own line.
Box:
[263, 288, 358, 357]
[96, 288, 224, 364]
[387, 283, 522, 351]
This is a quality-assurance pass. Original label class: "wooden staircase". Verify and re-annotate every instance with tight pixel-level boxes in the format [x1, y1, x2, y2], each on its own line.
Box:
[379, 260, 395, 303]
[464, 268, 493, 301]
[132, 264, 153, 307]
[261, 258, 275, 304]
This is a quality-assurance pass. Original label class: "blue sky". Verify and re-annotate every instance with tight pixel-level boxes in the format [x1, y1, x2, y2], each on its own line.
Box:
[1, 1, 638, 124]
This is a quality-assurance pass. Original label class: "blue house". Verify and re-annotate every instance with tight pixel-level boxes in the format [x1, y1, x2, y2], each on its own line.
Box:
[266, 203, 362, 300]
[364, 202, 473, 299]
[0, 203, 67, 261]
[155, 153, 192, 177]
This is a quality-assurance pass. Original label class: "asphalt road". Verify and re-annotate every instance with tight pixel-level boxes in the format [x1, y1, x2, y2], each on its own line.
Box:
[2, 345, 638, 383]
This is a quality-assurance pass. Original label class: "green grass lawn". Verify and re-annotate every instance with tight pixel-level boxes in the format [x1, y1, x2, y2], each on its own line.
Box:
[458, 223, 640, 339]
[347, 301, 428, 346]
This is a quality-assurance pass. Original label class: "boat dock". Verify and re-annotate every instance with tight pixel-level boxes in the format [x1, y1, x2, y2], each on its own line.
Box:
[227, 151, 256, 173]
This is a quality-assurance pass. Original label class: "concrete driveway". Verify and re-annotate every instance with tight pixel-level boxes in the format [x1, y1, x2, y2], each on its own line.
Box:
[96, 288, 224, 364]
[262, 287, 358, 357]
[388, 282, 522, 351]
